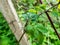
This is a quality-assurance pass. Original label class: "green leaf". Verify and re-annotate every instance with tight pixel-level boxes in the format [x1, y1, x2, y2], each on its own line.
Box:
[34, 23, 48, 34]
[25, 25, 34, 37]
[27, 0, 35, 4]
[51, 9, 58, 17]
[55, 40, 60, 45]
[35, 32, 44, 44]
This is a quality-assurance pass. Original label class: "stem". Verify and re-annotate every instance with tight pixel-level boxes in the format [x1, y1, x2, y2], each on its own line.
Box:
[39, 0, 43, 4]
[19, 19, 29, 42]
[45, 11, 60, 39]
[39, 0, 60, 40]
[19, 30, 26, 42]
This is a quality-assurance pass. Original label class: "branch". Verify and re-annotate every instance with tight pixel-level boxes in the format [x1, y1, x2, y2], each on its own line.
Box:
[46, 0, 54, 7]
[18, 2, 60, 42]
[45, 11, 60, 39]
[39, 0, 43, 4]
[39, 1, 60, 39]
[19, 19, 29, 42]
[38, 3, 59, 16]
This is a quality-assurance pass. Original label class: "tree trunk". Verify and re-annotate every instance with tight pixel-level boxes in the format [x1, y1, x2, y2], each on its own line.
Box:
[0, 0, 30, 45]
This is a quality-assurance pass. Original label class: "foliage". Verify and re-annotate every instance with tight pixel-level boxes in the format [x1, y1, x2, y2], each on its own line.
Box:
[0, 0, 60, 45]
[0, 12, 19, 45]
[14, 0, 60, 45]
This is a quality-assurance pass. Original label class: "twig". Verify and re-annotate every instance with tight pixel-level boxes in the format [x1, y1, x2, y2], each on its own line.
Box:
[45, 11, 60, 39]
[38, 3, 59, 16]
[39, 1, 60, 39]
[39, 0, 43, 4]
[18, 1, 60, 42]
[18, 19, 29, 42]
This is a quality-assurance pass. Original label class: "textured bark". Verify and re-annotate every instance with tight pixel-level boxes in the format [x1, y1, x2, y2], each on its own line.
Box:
[0, 0, 30, 45]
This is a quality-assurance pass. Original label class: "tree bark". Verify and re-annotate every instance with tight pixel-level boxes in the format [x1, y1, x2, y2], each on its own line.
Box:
[0, 0, 30, 45]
